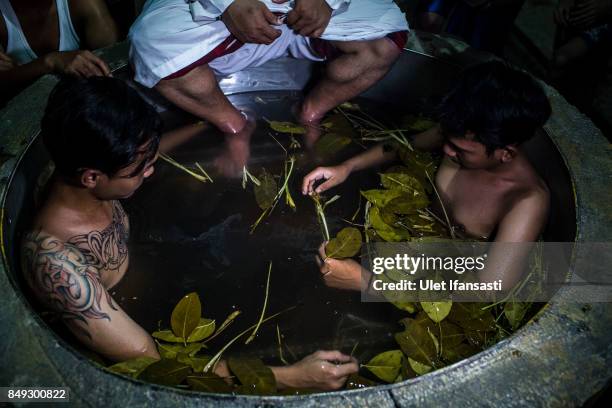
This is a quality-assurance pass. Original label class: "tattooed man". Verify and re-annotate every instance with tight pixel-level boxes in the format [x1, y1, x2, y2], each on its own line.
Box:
[21, 77, 358, 390]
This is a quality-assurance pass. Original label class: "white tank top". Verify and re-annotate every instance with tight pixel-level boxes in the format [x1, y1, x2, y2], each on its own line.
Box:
[0, 0, 80, 65]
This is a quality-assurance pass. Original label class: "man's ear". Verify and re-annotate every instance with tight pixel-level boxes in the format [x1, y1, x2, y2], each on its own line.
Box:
[499, 145, 518, 163]
[80, 169, 103, 189]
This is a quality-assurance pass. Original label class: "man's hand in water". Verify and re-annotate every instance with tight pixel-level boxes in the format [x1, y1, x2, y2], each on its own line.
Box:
[43, 50, 111, 77]
[302, 164, 351, 195]
[0, 51, 15, 71]
[272, 350, 358, 390]
[316, 243, 363, 291]
[222, 0, 282, 44]
[284, 0, 333, 38]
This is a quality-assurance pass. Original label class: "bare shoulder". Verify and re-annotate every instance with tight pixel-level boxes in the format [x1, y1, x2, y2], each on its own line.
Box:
[67, 0, 111, 19]
[21, 229, 117, 330]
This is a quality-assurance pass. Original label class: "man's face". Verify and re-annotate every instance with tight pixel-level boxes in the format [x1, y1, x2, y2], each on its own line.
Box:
[442, 134, 500, 170]
[92, 145, 159, 200]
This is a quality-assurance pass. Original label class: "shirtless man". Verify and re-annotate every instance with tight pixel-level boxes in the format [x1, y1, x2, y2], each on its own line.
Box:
[21, 76, 357, 390]
[301, 61, 552, 291]
[128, 0, 408, 140]
[0, 0, 118, 100]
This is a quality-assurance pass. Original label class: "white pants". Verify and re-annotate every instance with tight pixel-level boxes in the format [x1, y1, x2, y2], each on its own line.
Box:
[129, 0, 409, 88]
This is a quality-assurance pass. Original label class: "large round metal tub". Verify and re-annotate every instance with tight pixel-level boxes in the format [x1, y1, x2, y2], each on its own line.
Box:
[1, 33, 611, 406]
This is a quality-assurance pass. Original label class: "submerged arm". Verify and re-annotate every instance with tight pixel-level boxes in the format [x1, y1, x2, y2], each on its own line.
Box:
[22, 232, 158, 362]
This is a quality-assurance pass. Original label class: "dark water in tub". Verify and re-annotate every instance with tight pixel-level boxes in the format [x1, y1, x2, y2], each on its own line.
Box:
[112, 90, 406, 365]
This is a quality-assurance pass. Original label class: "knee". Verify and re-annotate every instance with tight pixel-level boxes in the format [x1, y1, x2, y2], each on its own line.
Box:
[364, 38, 402, 69]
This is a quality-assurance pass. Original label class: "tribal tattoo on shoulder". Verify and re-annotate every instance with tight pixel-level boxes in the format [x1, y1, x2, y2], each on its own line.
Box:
[21, 202, 128, 338]
[66, 201, 129, 274]
[21, 231, 119, 338]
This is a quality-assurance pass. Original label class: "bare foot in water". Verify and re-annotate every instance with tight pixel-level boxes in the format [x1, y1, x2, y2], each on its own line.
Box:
[214, 111, 255, 178]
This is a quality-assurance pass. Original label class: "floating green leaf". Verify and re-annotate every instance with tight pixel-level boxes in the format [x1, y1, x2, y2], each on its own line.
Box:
[400, 114, 437, 132]
[229, 357, 276, 395]
[361, 189, 403, 208]
[140, 359, 192, 386]
[408, 357, 432, 375]
[254, 170, 277, 210]
[420, 301, 453, 323]
[314, 133, 352, 156]
[441, 342, 480, 364]
[447, 303, 495, 332]
[438, 321, 465, 348]
[380, 173, 427, 196]
[152, 330, 184, 343]
[504, 302, 530, 331]
[187, 319, 216, 342]
[394, 318, 437, 366]
[107, 357, 158, 378]
[171, 292, 202, 340]
[157, 342, 203, 360]
[389, 301, 417, 313]
[267, 120, 306, 134]
[325, 227, 362, 259]
[177, 354, 212, 373]
[187, 374, 232, 393]
[364, 350, 403, 383]
[385, 194, 429, 214]
[369, 206, 411, 242]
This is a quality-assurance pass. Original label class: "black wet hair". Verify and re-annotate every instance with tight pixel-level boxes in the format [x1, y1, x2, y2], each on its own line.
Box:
[41, 76, 162, 178]
[437, 61, 552, 154]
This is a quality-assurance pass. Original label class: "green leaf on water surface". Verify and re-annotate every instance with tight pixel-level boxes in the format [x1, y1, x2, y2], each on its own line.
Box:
[389, 301, 417, 313]
[177, 354, 212, 373]
[187, 318, 216, 342]
[385, 194, 429, 214]
[447, 303, 495, 332]
[364, 350, 404, 383]
[152, 330, 184, 343]
[380, 173, 427, 197]
[369, 206, 411, 242]
[441, 342, 481, 364]
[267, 120, 307, 134]
[314, 133, 352, 157]
[325, 227, 362, 259]
[408, 357, 432, 376]
[504, 302, 530, 331]
[420, 301, 453, 323]
[140, 359, 192, 386]
[438, 321, 465, 348]
[254, 170, 278, 210]
[346, 374, 379, 389]
[187, 374, 233, 393]
[400, 114, 437, 132]
[361, 189, 403, 208]
[394, 318, 437, 366]
[107, 357, 158, 378]
[228, 357, 276, 395]
[323, 112, 356, 137]
[171, 292, 202, 340]
[157, 342, 203, 360]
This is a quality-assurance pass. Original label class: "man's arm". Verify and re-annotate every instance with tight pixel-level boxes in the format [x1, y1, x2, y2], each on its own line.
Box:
[69, 0, 119, 50]
[478, 189, 550, 290]
[22, 232, 158, 362]
[302, 125, 443, 195]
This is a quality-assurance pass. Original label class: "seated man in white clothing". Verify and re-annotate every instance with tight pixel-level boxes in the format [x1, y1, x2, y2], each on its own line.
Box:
[0, 0, 118, 101]
[129, 0, 408, 141]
